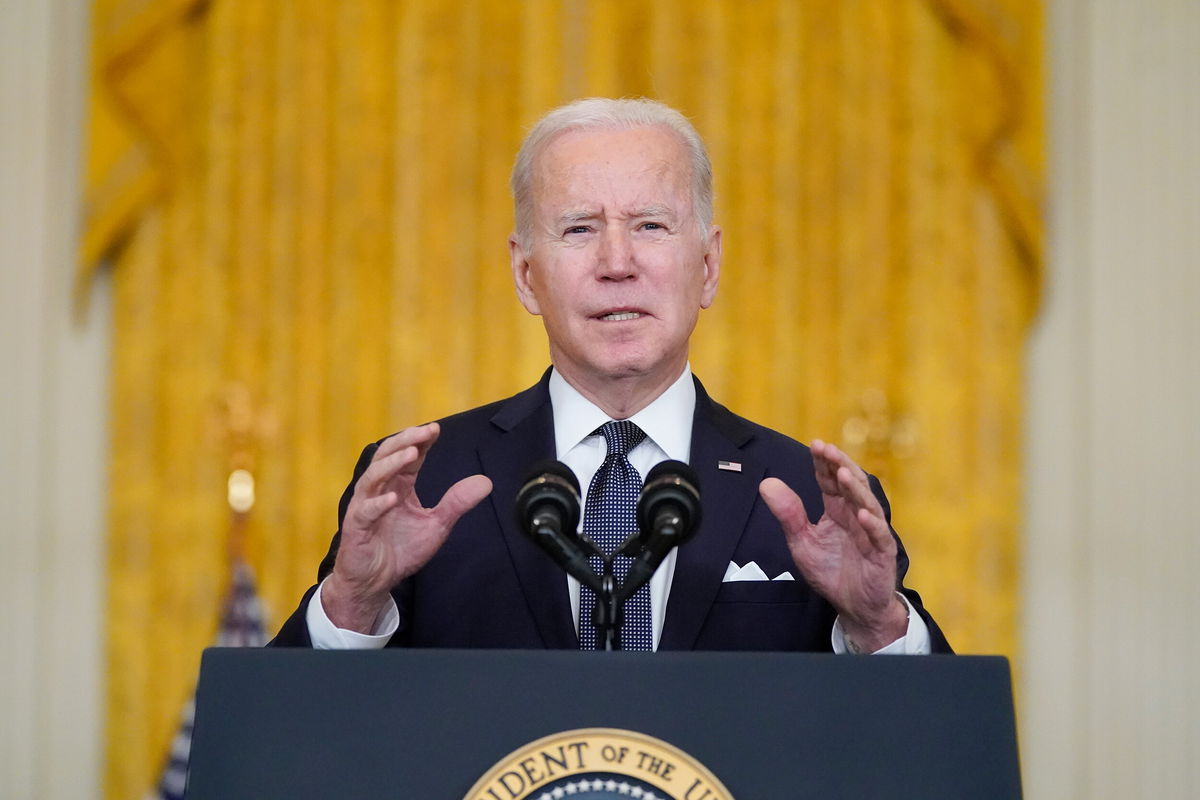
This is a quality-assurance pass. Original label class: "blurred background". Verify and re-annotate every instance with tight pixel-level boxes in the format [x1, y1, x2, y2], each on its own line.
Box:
[1, 0, 1195, 797]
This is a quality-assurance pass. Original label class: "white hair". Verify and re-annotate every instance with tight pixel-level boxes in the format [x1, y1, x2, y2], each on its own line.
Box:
[510, 97, 714, 250]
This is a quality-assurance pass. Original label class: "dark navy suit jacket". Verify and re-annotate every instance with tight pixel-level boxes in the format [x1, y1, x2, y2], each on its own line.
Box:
[271, 372, 951, 653]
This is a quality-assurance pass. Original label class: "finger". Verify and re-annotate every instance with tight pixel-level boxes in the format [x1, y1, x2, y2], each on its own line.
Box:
[760, 479, 824, 586]
[831, 466, 893, 553]
[856, 506, 896, 555]
[362, 423, 444, 496]
[809, 439, 842, 495]
[835, 465, 885, 520]
[811, 439, 869, 495]
[373, 422, 441, 462]
[432, 474, 494, 529]
[357, 445, 421, 495]
[826, 441, 868, 480]
[400, 422, 444, 481]
[352, 491, 400, 527]
[811, 439, 863, 478]
[758, 477, 811, 535]
[833, 468, 894, 555]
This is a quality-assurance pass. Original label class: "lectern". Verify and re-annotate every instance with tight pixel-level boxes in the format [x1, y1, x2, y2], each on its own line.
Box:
[187, 649, 1021, 799]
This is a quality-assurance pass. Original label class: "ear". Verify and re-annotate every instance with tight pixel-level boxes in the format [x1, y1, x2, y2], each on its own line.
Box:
[699, 225, 722, 309]
[509, 234, 542, 315]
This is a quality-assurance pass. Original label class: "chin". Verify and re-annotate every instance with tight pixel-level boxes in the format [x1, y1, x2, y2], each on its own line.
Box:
[591, 349, 674, 381]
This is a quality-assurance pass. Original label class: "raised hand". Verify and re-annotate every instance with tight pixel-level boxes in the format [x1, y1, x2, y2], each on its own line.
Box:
[322, 423, 493, 633]
[758, 440, 908, 652]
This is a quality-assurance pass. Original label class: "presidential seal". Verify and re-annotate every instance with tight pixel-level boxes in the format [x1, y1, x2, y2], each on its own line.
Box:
[465, 728, 733, 800]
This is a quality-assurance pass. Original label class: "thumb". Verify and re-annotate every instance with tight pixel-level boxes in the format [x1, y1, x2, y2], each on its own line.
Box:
[432, 474, 494, 528]
[758, 477, 811, 536]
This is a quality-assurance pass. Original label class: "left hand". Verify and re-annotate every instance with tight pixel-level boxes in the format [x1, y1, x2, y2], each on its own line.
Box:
[759, 440, 908, 652]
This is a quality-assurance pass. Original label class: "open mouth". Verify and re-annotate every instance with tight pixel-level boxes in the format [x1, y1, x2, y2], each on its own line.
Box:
[597, 311, 644, 322]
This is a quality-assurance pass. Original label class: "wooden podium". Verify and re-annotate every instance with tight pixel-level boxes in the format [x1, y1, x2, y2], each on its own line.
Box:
[187, 649, 1021, 799]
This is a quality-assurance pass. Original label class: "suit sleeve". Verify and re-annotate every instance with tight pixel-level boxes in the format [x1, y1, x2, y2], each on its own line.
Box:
[267, 442, 382, 648]
[869, 474, 954, 654]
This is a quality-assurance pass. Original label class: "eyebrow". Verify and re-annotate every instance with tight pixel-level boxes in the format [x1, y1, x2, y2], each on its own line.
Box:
[556, 209, 598, 226]
[631, 204, 676, 219]
[553, 205, 679, 227]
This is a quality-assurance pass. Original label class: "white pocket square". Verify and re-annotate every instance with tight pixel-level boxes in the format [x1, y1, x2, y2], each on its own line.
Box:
[723, 561, 795, 582]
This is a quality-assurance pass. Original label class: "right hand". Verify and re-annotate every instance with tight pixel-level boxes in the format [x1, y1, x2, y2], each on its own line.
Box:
[322, 423, 493, 632]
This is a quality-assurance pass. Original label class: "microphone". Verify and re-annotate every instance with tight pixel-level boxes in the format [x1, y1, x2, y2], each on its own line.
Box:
[514, 460, 602, 591]
[617, 460, 702, 600]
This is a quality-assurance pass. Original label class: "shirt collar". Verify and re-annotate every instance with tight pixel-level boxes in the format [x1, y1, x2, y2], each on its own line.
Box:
[548, 365, 696, 462]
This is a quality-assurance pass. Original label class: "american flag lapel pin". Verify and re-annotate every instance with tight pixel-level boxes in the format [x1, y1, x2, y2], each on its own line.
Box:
[717, 460, 742, 472]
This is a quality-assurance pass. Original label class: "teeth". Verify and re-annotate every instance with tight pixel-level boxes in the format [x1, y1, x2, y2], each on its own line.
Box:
[601, 312, 642, 321]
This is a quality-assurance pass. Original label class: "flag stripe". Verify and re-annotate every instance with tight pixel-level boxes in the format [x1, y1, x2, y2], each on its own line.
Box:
[149, 561, 266, 800]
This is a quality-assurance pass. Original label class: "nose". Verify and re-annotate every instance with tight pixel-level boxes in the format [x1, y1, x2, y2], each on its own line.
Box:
[595, 227, 637, 280]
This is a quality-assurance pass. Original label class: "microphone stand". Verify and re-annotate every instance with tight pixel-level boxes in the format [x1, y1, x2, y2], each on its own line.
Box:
[526, 520, 622, 649]
[594, 569, 622, 652]
[593, 515, 680, 652]
[519, 460, 699, 653]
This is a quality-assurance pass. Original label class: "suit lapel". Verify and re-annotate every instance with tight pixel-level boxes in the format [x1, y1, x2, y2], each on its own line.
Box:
[478, 371, 579, 648]
[659, 380, 764, 650]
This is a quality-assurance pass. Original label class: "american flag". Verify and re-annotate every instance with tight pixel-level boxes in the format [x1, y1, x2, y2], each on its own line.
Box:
[147, 560, 267, 800]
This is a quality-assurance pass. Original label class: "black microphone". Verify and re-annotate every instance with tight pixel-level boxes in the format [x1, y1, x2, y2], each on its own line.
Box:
[514, 460, 602, 591]
[616, 460, 702, 600]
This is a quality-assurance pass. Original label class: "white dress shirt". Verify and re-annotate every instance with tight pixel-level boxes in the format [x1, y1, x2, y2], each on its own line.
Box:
[549, 365, 695, 650]
[307, 365, 929, 654]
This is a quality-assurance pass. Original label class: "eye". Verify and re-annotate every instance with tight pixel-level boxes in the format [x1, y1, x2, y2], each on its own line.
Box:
[564, 225, 590, 236]
[641, 221, 666, 231]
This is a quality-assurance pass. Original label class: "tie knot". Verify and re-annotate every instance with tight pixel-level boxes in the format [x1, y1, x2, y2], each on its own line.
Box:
[596, 420, 646, 458]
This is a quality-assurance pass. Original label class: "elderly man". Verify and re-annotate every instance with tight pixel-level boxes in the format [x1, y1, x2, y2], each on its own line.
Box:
[271, 98, 950, 655]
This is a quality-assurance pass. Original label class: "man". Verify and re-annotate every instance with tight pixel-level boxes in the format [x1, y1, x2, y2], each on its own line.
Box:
[271, 98, 950, 655]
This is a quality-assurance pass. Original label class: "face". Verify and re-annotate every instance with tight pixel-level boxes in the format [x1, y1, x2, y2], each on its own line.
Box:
[510, 126, 721, 396]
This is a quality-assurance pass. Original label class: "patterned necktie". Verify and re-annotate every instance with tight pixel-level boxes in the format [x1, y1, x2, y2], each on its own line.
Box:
[578, 420, 653, 651]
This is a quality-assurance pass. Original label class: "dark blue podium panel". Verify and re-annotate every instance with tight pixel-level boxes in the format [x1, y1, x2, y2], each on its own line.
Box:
[188, 649, 1021, 799]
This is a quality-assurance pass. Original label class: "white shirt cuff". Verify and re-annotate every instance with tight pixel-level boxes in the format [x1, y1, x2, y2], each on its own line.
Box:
[305, 577, 400, 649]
[830, 592, 931, 655]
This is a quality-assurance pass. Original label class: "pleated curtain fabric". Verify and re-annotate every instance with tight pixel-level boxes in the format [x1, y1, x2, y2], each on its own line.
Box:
[81, 2, 1042, 795]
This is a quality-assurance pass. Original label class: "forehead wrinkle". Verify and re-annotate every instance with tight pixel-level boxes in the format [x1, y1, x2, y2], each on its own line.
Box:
[532, 134, 695, 227]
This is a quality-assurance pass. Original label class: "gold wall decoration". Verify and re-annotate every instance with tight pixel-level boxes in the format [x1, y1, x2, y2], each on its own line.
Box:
[83, 1, 1041, 796]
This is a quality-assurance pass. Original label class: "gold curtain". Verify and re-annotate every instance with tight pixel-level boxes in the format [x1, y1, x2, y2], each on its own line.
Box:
[83, 1, 1041, 796]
